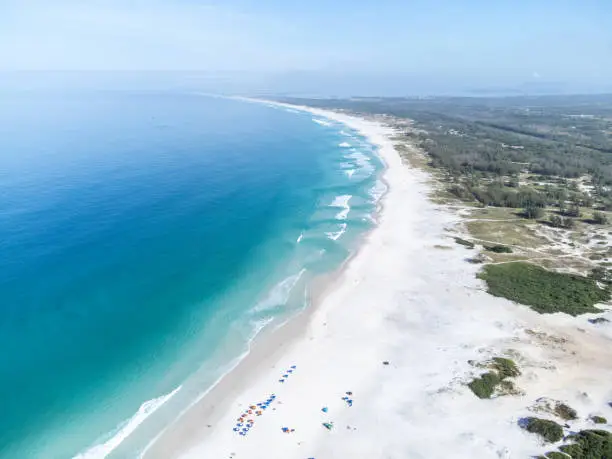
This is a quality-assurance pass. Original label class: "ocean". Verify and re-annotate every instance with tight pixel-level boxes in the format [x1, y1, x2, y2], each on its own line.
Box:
[0, 91, 384, 458]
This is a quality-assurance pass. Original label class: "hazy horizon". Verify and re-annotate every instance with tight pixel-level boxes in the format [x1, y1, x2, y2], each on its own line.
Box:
[2, 0, 611, 96]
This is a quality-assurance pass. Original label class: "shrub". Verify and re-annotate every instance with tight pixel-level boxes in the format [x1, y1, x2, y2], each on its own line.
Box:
[590, 415, 607, 424]
[478, 263, 610, 315]
[549, 215, 575, 229]
[468, 372, 500, 399]
[448, 185, 473, 201]
[592, 211, 609, 225]
[544, 452, 570, 459]
[485, 244, 513, 253]
[590, 267, 612, 284]
[454, 237, 475, 249]
[554, 403, 578, 421]
[468, 357, 520, 398]
[521, 417, 564, 443]
[491, 357, 520, 378]
[559, 430, 612, 457]
[523, 205, 544, 219]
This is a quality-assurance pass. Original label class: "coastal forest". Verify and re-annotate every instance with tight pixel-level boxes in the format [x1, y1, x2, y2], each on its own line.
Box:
[280, 94, 612, 214]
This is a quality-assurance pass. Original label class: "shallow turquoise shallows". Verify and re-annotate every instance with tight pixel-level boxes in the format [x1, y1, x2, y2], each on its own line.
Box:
[0, 91, 383, 458]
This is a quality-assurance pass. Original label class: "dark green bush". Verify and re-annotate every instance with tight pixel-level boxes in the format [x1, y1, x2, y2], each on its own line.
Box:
[491, 357, 521, 378]
[468, 372, 500, 399]
[523, 205, 544, 219]
[590, 415, 607, 424]
[522, 417, 564, 443]
[485, 244, 513, 253]
[478, 263, 610, 315]
[554, 403, 578, 421]
[544, 452, 570, 459]
[468, 357, 520, 398]
[592, 211, 609, 225]
[454, 237, 475, 249]
[558, 430, 612, 458]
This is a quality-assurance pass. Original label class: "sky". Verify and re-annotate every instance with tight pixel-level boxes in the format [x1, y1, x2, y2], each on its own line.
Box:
[1, 0, 611, 94]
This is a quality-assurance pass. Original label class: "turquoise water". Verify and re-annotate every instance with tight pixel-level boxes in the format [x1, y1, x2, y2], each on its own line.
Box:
[0, 91, 384, 458]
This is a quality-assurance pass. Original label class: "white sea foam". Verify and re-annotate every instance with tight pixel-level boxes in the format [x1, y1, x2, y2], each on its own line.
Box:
[345, 169, 355, 178]
[252, 269, 307, 313]
[346, 150, 375, 177]
[339, 142, 351, 148]
[326, 223, 347, 241]
[312, 118, 332, 127]
[296, 232, 303, 243]
[370, 180, 388, 203]
[284, 108, 299, 114]
[329, 195, 352, 220]
[340, 130, 352, 137]
[74, 386, 181, 459]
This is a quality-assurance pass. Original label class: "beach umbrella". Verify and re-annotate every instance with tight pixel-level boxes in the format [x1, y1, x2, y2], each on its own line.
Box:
[321, 407, 328, 413]
[291, 365, 296, 369]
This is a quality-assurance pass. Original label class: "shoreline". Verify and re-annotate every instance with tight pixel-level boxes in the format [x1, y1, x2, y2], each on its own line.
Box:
[142, 102, 396, 458]
[144, 102, 612, 459]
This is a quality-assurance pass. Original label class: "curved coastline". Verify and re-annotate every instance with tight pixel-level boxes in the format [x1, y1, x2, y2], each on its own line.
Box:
[141, 103, 398, 458]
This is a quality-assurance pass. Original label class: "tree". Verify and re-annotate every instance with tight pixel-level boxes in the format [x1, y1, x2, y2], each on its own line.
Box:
[523, 205, 543, 219]
[549, 215, 575, 229]
[592, 211, 609, 225]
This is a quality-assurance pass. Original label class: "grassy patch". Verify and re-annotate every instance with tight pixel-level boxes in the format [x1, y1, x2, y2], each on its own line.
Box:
[521, 417, 564, 443]
[454, 237, 475, 249]
[478, 262, 610, 315]
[559, 430, 612, 457]
[485, 244, 513, 253]
[466, 220, 547, 248]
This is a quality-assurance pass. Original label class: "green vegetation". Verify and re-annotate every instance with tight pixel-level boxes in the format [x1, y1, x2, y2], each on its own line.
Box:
[592, 211, 609, 225]
[522, 417, 564, 443]
[467, 357, 520, 398]
[468, 372, 500, 399]
[549, 214, 576, 229]
[589, 267, 612, 284]
[523, 205, 544, 220]
[590, 416, 607, 424]
[542, 452, 570, 459]
[554, 403, 578, 421]
[454, 237, 475, 249]
[281, 94, 612, 188]
[491, 357, 520, 378]
[559, 430, 612, 458]
[478, 263, 610, 315]
[485, 244, 513, 254]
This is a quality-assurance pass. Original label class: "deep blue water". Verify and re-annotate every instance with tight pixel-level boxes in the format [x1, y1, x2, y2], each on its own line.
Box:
[0, 91, 383, 458]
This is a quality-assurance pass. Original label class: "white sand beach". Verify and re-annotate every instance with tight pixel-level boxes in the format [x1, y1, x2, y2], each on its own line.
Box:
[144, 105, 612, 459]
